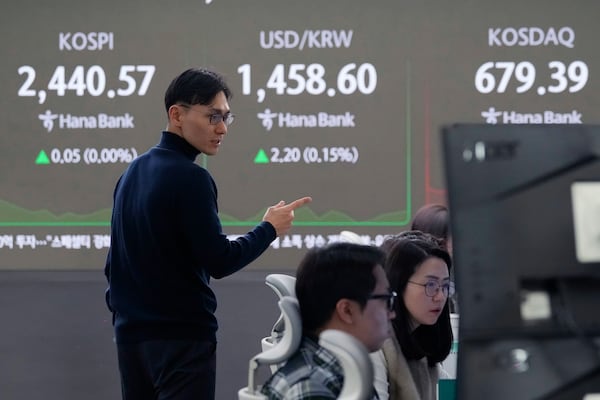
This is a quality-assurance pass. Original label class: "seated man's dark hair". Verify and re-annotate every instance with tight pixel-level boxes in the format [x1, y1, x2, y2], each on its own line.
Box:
[295, 242, 386, 334]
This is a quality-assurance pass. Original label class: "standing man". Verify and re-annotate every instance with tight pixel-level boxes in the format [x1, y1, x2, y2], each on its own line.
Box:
[104, 67, 311, 400]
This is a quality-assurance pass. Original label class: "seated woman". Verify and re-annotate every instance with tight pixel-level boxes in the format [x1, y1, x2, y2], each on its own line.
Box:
[372, 231, 453, 400]
[411, 204, 458, 312]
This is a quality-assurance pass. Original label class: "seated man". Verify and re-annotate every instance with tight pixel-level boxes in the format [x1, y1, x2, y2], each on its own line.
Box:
[261, 242, 397, 399]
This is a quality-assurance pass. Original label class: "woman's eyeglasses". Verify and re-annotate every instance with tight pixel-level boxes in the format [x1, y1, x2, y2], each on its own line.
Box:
[408, 280, 455, 297]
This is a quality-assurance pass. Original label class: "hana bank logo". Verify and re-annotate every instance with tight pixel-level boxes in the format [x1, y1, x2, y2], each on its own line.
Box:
[39, 110, 59, 132]
[481, 106, 582, 124]
[481, 107, 502, 124]
[256, 108, 356, 130]
[258, 108, 278, 131]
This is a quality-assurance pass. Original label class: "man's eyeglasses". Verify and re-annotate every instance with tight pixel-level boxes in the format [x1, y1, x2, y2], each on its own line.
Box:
[408, 280, 455, 298]
[367, 291, 397, 311]
[179, 104, 235, 126]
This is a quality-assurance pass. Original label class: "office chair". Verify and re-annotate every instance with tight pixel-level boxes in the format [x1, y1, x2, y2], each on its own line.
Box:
[238, 296, 302, 400]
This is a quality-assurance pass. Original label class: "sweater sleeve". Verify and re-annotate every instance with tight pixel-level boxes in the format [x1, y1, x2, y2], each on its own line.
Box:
[180, 167, 277, 278]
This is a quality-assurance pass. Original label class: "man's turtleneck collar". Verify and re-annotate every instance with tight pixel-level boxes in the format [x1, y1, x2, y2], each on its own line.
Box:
[157, 131, 200, 161]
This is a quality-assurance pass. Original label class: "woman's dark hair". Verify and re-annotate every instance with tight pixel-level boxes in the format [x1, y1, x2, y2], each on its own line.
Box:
[295, 242, 386, 334]
[164, 67, 232, 113]
[381, 230, 453, 366]
[410, 204, 450, 249]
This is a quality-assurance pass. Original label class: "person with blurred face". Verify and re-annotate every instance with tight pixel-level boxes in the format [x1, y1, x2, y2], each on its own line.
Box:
[104, 68, 311, 400]
[411, 204, 452, 256]
[372, 231, 454, 400]
[261, 242, 396, 399]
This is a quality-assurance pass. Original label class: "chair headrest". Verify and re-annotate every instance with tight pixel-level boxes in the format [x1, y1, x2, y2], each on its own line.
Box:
[319, 329, 374, 400]
[265, 274, 296, 298]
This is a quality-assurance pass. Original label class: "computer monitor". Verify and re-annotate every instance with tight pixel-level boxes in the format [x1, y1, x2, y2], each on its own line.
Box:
[442, 124, 600, 400]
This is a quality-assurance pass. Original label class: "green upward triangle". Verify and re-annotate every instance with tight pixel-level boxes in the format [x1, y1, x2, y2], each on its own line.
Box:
[254, 149, 269, 164]
[35, 150, 50, 165]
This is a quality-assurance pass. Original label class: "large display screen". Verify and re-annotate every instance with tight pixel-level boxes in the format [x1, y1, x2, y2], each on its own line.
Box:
[1, 0, 598, 269]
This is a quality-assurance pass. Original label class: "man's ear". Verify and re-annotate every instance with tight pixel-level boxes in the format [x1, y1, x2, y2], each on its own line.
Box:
[334, 298, 358, 325]
[168, 105, 184, 127]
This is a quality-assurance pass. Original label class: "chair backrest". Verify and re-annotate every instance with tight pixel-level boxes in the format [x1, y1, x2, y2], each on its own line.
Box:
[264, 274, 297, 339]
[238, 296, 302, 400]
[319, 329, 374, 400]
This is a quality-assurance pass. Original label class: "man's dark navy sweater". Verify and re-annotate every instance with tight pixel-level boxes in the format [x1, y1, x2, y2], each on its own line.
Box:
[104, 131, 276, 344]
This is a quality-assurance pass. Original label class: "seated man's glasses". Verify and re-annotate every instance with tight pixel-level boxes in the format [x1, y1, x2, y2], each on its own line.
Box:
[179, 104, 235, 126]
[367, 291, 397, 311]
[408, 280, 455, 297]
